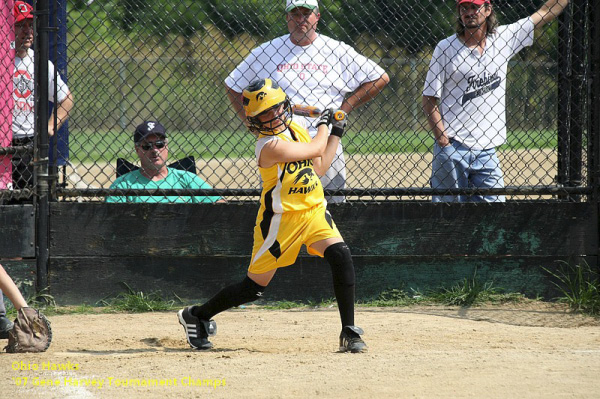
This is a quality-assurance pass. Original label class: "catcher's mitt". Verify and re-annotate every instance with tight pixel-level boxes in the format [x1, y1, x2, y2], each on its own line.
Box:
[4, 307, 52, 353]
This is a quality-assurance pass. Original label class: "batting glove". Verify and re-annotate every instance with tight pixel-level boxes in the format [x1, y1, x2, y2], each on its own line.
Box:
[330, 110, 347, 138]
[316, 108, 333, 128]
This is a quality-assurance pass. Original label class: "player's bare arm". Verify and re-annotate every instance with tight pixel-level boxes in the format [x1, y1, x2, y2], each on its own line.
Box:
[225, 85, 247, 122]
[48, 91, 74, 137]
[313, 134, 341, 176]
[0, 264, 28, 310]
[531, 0, 569, 29]
[313, 108, 347, 175]
[258, 123, 329, 169]
[340, 73, 390, 114]
[422, 95, 450, 147]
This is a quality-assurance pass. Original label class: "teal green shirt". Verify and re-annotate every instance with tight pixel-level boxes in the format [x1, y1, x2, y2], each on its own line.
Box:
[106, 168, 220, 203]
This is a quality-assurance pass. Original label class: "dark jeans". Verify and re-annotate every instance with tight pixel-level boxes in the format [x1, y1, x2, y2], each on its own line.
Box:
[0, 290, 5, 316]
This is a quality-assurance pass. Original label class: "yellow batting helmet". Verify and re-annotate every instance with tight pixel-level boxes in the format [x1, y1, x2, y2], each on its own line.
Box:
[242, 78, 292, 135]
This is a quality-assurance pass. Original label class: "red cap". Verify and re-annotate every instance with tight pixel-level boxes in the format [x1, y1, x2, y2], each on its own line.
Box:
[458, 0, 490, 5]
[14, 1, 33, 23]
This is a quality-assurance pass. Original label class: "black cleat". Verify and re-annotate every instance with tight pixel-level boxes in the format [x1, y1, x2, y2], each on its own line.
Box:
[177, 306, 217, 350]
[339, 325, 367, 353]
[0, 315, 13, 339]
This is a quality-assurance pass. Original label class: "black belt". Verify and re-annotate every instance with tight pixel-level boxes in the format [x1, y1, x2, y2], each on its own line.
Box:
[12, 137, 34, 146]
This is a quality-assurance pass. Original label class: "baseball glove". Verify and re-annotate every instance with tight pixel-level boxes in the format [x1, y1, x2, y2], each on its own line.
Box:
[4, 307, 52, 353]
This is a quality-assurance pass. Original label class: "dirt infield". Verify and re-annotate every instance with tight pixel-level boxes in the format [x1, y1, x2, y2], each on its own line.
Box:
[2, 303, 599, 398]
[65, 149, 557, 192]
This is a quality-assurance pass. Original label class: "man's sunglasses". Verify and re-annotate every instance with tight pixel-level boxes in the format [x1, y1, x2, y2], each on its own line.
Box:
[138, 140, 166, 151]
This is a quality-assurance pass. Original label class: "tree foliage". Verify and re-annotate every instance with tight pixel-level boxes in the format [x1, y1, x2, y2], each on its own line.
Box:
[70, 0, 560, 56]
[65, 0, 564, 131]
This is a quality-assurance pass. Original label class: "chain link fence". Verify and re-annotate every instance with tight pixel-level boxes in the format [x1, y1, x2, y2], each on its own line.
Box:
[1, 0, 595, 203]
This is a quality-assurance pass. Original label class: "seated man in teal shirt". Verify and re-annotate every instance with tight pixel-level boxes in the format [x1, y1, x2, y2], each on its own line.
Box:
[107, 121, 221, 203]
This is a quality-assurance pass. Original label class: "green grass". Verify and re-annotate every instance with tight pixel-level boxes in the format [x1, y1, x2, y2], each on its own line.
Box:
[362, 271, 524, 308]
[427, 276, 522, 307]
[262, 298, 337, 310]
[362, 288, 426, 307]
[69, 129, 558, 163]
[544, 260, 600, 316]
[51, 304, 104, 315]
[1, 278, 544, 316]
[98, 283, 181, 312]
[430, 269, 495, 307]
[262, 300, 305, 310]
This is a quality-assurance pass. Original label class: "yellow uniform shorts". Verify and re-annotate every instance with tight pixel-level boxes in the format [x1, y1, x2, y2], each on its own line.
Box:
[248, 204, 342, 274]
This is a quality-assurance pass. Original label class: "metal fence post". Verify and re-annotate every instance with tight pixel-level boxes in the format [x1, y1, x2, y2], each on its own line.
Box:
[591, 0, 600, 202]
[556, 4, 571, 194]
[119, 58, 127, 129]
[567, 0, 588, 199]
[34, 0, 50, 293]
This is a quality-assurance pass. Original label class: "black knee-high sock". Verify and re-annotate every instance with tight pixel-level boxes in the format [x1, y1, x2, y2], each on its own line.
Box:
[192, 277, 266, 321]
[324, 242, 355, 327]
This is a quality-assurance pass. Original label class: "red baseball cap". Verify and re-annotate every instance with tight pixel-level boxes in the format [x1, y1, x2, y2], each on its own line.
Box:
[458, 0, 490, 5]
[14, 1, 33, 23]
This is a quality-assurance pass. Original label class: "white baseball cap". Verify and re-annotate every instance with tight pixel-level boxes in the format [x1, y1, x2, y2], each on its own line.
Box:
[285, 0, 319, 12]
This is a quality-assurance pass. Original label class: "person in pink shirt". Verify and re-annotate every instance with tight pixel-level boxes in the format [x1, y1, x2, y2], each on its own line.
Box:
[0, 0, 15, 191]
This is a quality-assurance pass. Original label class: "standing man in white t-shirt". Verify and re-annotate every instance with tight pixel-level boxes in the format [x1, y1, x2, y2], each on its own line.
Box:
[422, 0, 569, 202]
[12, 1, 73, 191]
[225, 0, 389, 203]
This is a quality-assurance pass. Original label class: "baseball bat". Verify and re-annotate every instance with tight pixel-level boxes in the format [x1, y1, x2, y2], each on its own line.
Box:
[292, 105, 346, 121]
[292, 104, 321, 117]
[333, 110, 346, 122]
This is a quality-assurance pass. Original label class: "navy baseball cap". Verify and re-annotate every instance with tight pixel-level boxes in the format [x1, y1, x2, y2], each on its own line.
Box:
[134, 121, 166, 143]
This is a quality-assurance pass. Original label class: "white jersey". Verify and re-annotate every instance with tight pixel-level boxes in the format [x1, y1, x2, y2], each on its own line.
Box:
[423, 17, 534, 150]
[225, 33, 386, 133]
[13, 48, 70, 139]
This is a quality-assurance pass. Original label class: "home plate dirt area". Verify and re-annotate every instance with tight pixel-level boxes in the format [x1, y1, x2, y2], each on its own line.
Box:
[1, 304, 599, 398]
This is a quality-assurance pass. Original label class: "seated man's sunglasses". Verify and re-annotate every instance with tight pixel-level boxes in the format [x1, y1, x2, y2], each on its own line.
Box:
[138, 140, 166, 151]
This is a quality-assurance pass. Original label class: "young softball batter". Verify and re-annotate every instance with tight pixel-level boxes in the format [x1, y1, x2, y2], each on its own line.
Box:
[178, 78, 367, 353]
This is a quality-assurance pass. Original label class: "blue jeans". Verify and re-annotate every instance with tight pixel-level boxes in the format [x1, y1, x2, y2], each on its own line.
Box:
[0, 290, 5, 316]
[431, 140, 505, 203]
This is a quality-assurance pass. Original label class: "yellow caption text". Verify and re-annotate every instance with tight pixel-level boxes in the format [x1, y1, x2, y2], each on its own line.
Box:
[12, 361, 79, 371]
[12, 377, 226, 389]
